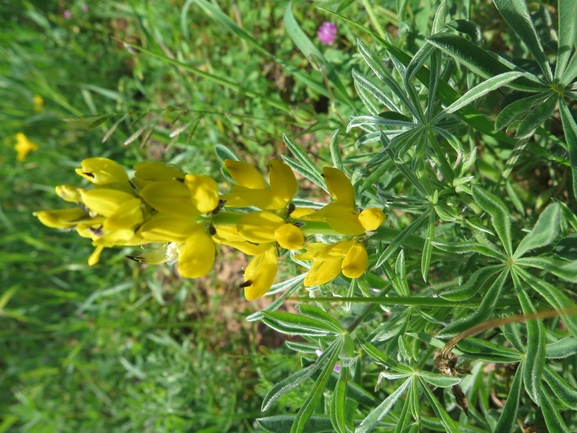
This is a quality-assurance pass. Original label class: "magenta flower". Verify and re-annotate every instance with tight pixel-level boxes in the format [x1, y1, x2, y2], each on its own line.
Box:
[317, 22, 337, 46]
[64, 9, 72, 19]
[315, 349, 341, 372]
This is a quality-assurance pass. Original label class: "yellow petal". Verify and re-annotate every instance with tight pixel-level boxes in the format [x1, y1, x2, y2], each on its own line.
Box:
[139, 217, 202, 243]
[134, 162, 184, 182]
[104, 198, 143, 230]
[178, 230, 215, 278]
[216, 240, 272, 256]
[185, 174, 220, 213]
[244, 246, 278, 300]
[290, 207, 316, 218]
[225, 160, 267, 189]
[88, 245, 105, 266]
[359, 208, 385, 231]
[318, 203, 365, 235]
[75, 217, 105, 239]
[213, 225, 245, 242]
[80, 189, 136, 217]
[75, 158, 129, 184]
[33, 208, 88, 228]
[269, 159, 297, 209]
[229, 185, 276, 209]
[237, 211, 284, 243]
[55, 185, 81, 203]
[274, 223, 304, 250]
[15, 133, 39, 161]
[304, 258, 342, 286]
[93, 228, 136, 246]
[294, 243, 328, 261]
[341, 242, 368, 278]
[323, 167, 356, 208]
[139, 180, 200, 219]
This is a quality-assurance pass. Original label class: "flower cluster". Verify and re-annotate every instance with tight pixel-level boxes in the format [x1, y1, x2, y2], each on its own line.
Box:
[34, 158, 385, 300]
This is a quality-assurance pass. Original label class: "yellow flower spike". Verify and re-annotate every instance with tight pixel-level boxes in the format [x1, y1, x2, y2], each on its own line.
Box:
[269, 159, 297, 209]
[139, 217, 203, 243]
[237, 211, 284, 243]
[359, 208, 385, 231]
[75, 158, 129, 185]
[243, 246, 278, 300]
[79, 189, 136, 217]
[323, 167, 356, 208]
[103, 198, 143, 231]
[274, 223, 305, 250]
[177, 230, 216, 278]
[139, 180, 201, 219]
[33, 208, 88, 229]
[184, 174, 220, 213]
[14, 132, 39, 161]
[132, 162, 184, 189]
[224, 160, 267, 189]
[341, 242, 368, 278]
[88, 245, 105, 266]
[304, 258, 343, 287]
[55, 185, 81, 203]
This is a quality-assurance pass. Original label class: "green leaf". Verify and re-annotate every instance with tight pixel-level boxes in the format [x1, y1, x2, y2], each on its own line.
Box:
[558, 102, 577, 200]
[494, 360, 524, 432]
[359, 340, 411, 373]
[518, 289, 546, 404]
[515, 94, 557, 139]
[561, 51, 577, 85]
[543, 365, 577, 410]
[418, 371, 462, 388]
[261, 311, 341, 337]
[354, 378, 412, 433]
[493, 0, 553, 81]
[330, 366, 349, 433]
[352, 69, 402, 113]
[296, 304, 344, 334]
[554, 233, 577, 260]
[437, 270, 509, 337]
[284, 1, 354, 108]
[557, 0, 577, 79]
[516, 256, 577, 283]
[495, 92, 550, 131]
[456, 337, 523, 363]
[329, 129, 343, 172]
[214, 143, 240, 163]
[421, 212, 435, 282]
[502, 322, 525, 352]
[282, 134, 325, 188]
[347, 115, 419, 130]
[514, 203, 560, 258]
[290, 339, 343, 433]
[426, 33, 546, 92]
[257, 416, 334, 433]
[540, 386, 571, 433]
[545, 337, 577, 359]
[440, 71, 525, 116]
[420, 378, 461, 433]
[440, 265, 504, 301]
[446, 19, 483, 45]
[432, 241, 508, 261]
[472, 186, 513, 257]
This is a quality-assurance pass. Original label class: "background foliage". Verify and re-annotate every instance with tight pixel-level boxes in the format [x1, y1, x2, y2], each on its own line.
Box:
[2, 0, 577, 432]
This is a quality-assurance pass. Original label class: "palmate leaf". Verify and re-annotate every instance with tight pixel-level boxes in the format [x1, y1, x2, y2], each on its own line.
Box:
[440, 265, 504, 301]
[493, 0, 553, 82]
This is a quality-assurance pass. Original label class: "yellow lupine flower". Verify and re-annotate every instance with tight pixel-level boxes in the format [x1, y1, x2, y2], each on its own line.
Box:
[14, 133, 39, 161]
[75, 158, 129, 185]
[139, 217, 203, 243]
[33, 208, 87, 229]
[184, 174, 220, 213]
[243, 246, 278, 300]
[177, 230, 216, 278]
[223, 159, 297, 210]
[139, 180, 201, 219]
[305, 167, 385, 235]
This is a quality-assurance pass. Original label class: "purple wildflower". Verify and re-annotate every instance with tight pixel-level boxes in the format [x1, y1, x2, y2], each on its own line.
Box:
[82, 4, 88, 12]
[316, 349, 341, 372]
[64, 9, 72, 19]
[317, 22, 337, 46]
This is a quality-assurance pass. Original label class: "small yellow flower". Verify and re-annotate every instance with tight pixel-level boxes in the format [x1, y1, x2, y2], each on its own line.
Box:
[243, 245, 278, 300]
[14, 133, 39, 161]
[274, 223, 305, 250]
[33, 94, 44, 112]
[223, 159, 297, 210]
[75, 158, 129, 185]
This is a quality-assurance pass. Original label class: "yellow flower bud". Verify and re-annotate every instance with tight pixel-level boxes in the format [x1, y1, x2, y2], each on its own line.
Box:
[75, 158, 129, 184]
[243, 246, 278, 300]
[177, 230, 215, 278]
[55, 185, 81, 203]
[341, 242, 368, 278]
[185, 174, 220, 213]
[33, 208, 87, 228]
[14, 133, 38, 161]
[359, 208, 385, 231]
[274, 223, 304, 250]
